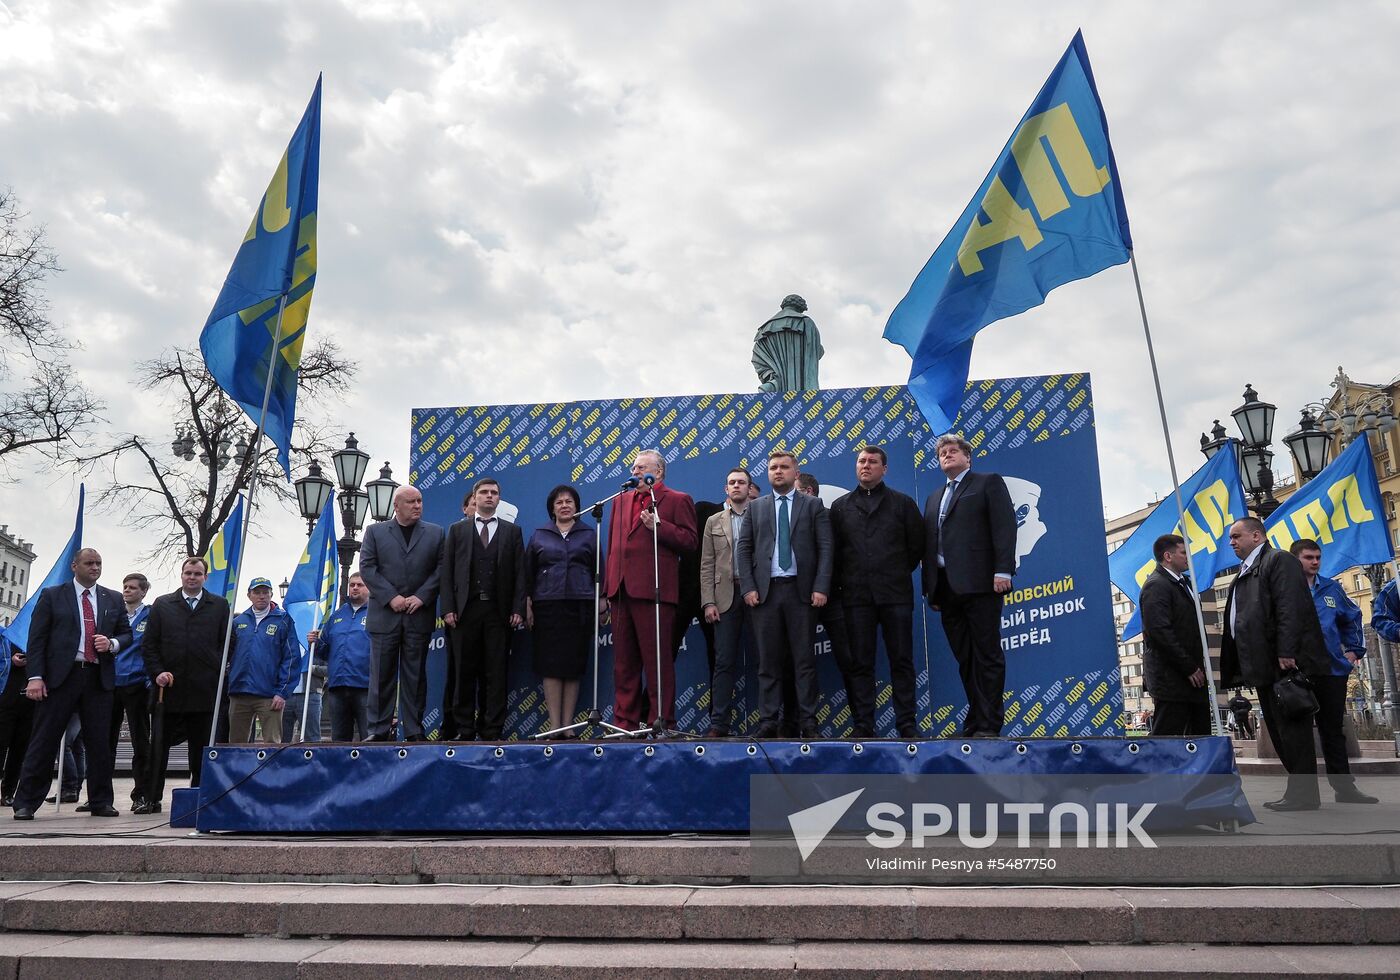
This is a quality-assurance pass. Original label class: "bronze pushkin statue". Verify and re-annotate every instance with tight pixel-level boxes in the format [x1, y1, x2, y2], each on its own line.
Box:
[752, 294, 823, 393]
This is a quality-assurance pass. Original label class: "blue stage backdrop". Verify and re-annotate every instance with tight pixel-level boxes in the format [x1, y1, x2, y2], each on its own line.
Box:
[408, 376, 1121, 739]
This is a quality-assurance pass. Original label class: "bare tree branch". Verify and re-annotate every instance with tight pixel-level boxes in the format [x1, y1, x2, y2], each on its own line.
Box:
[0, 188, 102, 471]
[81, 346, 356, 566]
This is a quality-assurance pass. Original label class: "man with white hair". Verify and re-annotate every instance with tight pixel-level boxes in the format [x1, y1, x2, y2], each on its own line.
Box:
[358, 484, 445, 741]
[604, 449, 697, 732]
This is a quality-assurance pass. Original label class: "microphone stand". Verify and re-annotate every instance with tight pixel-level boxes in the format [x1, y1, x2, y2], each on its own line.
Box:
[534, 485, 634, 740]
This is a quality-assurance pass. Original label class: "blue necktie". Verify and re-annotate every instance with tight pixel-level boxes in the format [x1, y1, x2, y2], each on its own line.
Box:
[777, 495, 792, 572]
[186, 596, 197, 611]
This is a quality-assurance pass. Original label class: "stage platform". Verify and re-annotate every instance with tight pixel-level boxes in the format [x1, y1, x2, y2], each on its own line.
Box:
[183, 735, 1252, 835]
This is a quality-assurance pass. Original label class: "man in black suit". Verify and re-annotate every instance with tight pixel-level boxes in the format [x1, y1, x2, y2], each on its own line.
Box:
[142, 555, 232, 811]
[830, 446, 926, 738]
[439, 477, 526, 740]
[1221, 517, 1332, 811]
[735, 450, 833, 738]
[1139, 533, 1211, 737]
[12, 548, 132, 820]
[922, 434, 1017, 737]
[359, 484, 445, 741]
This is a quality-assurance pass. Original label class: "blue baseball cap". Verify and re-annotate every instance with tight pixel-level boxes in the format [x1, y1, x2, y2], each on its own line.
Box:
[248, 576, 274, 592]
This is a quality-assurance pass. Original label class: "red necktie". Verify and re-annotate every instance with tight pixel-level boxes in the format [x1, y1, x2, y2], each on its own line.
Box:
[81, 589, 98, 663]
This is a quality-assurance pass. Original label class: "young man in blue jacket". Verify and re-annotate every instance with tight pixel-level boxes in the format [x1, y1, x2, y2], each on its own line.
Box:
[308, 572, 372, 741]
[1292, 539, 1377, 804]
[227, 577, 299, 744]
[1374, 578, 1400, 650]
[111, 572, 152, 811]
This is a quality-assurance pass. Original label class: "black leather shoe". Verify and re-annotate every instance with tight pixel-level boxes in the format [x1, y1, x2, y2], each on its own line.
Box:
[59, 792, 79, 804]
[1262, 798, 1321, 812]
[1, 795, 13, 807]
[88, 804, 120, 817]
[750, 725, 780, 739]
[13, 807, 34, 820]
[897, 727, 920, 739]
[75, 801, 92, 813]
[705, 727, 729, 738]
[1335, 789, 1380, 804]
[799, 728, 819, 740]
[133, 801, 162, 815]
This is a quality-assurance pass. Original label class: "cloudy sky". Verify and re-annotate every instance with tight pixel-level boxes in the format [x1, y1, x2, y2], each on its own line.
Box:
[2, 0, 1398, 596]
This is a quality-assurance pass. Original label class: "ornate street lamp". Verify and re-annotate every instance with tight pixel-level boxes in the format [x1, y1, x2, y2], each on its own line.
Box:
[1281, 408, 1331, 482]
[365, 461, 400, 523]
[1225, 384, 1279, 517]
[1199, 419, 1232, 461]
[294, 459, 333, 536]
[327, 433, 380, 604]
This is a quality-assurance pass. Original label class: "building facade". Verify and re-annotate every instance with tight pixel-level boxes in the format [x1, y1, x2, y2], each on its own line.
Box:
[0, 524, 37, 629]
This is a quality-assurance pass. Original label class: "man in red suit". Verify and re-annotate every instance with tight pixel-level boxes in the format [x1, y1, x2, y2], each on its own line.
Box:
[605, 448, 697, 731]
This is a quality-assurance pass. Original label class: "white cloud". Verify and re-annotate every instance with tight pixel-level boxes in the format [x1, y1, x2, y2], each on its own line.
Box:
[1, 0, 1398, 597]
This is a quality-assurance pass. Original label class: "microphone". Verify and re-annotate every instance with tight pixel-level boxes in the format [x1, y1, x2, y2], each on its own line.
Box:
[642, 474, 656, 486]
[621, 476, 641, 490]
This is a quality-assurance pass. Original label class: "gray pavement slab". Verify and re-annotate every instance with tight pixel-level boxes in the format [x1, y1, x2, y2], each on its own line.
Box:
[912, 886, 1136, 943]
[683, 885, 916, 940]
[11, 934, 336, 980]
[794, 940, 1081, 977]
[513, 939, 799, 978]
[1112, 886, 1365, 944]
[298, 938, 535, 978]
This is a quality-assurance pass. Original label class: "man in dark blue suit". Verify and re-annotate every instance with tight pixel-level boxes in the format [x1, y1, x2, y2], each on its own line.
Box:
[922, 434, 1017, 737]
[12, 548, 132, 820]
[359, 484, 445, 741]
[735, 450, 833, 739]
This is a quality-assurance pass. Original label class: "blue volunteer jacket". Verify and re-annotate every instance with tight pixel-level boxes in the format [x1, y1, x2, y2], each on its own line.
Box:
[1310, 574, 1364, 676]
[320, 602, 371, 690]
[1373, 579, 1400, 645]
[228, 604, 299, 699]
[114, 604, 151, 687]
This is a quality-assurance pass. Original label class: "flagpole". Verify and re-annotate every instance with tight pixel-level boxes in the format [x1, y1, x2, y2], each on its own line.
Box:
[298, 638, 318, 740]
[1128, 252, 1223, 736]
[208, 294, 290, 751]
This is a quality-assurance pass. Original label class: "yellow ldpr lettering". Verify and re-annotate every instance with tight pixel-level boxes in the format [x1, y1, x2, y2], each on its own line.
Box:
[1010, 103, 1111, 221]
[957, 176, 1042, 275]
[1289, 499, 1336, 545]
[1327, 475, 1376, 530]
[242, 149, 293, 242]
[958, 102, 1110, 276]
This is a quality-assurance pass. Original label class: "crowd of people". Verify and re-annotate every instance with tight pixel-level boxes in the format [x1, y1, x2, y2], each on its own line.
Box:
[8, 436, 1389, 821]
[0, 436, 1024, 819]
[1139, 520, 1391, 810]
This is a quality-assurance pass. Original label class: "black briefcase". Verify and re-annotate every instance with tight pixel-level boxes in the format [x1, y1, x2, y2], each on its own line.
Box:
[1273, 669, 1319, 721]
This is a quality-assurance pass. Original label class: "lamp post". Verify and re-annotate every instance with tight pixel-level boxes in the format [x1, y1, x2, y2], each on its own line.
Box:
[293, 460, 333, 536]
[1231, 384, 1279, 517]
[1286, 367, 1400, 730]
[330, 433, 374, 606]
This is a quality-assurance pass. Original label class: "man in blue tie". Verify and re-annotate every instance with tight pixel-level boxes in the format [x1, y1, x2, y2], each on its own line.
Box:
[922, 434, 1017, 737]
[11, 549, 131, 820]
[735, 450, 833, 739]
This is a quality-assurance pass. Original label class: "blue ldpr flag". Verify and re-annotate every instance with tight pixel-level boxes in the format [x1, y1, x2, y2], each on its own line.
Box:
[884, 31, 1132, 433]
[203, 496, 246, 605]
[285, 491, 339, 679]
[199, 76, 321, 475]
[0, 485, 84, 688]
[1264, 438, 1392, 573]
[1109, 447, 1247, 641]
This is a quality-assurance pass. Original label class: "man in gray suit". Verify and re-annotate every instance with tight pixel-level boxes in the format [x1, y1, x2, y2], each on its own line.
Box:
[735, 450, 833, 739]
[700, 467, 754, 736]
[358, 485, 445, 741]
